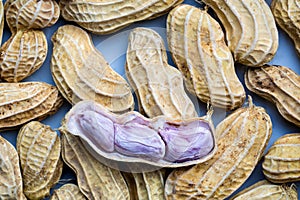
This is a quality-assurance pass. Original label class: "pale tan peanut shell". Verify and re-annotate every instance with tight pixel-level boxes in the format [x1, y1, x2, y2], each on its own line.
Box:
[230, 180, 298, 200]
[263, 133, 300, 183]
[61, 100, 216, 170]
[165, 97, 272, 199]
[59, 0, 183, 34]
[0, 136, 26, 200]
[167, 4, 245, 110]
[17, 121, 63, 199]
[245, 65, 300, 127]
[130, 171, 165, 200]
[0, 0, 4, 45]
[51, 25, 134, 113]
[0, 29, 47, 82]
[271, 0, 300, 57]
[60, 130, 130, 200]
[201, 0, 278, 66]
[126, 27, 197, 119]
[0, 81, 63, 131]
[50, 184, 86, 200]
[5, 0, 60, 32]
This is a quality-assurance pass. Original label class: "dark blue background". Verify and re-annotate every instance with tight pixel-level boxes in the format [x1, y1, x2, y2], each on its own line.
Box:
[1, 0, 299, 199]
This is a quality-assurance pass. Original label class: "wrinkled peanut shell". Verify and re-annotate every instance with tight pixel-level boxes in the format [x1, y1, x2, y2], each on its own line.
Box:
[0, 82, 63, 131]
[17, 121, 63, 199]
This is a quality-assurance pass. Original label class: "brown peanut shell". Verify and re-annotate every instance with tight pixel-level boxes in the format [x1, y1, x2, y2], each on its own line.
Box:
[245, 65, 300, 126]
[59, 0, 183, 34]
[17, 121, 63, 199]
[0, 30, 47, 82]
[51, 25, 134, 113]
[201, 0, 278, 66]
[271, 0, 300, 57]
[60, 130, 130, 200]
[167, 4, 245, 110]
[263, 133, 300, 183]
[0, 82, 63, 131]
[0, 136, 26, 200]
[50, 184, 86, 200]
[5, 0, 60, 32]
[231, 180, 297, 200]
[165, 97, 272, 199]
[126, 27, 197, 119]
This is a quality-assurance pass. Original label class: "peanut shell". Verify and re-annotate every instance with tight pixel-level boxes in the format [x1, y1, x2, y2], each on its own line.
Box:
[201, 0, 278, 66]
[263, 133, 300, 183]
[124, 171, 165, 200]
[51, 25, 134, 113]
[0, 136, 26, 200]
[50, 184, 86, 200]
[0, 0, 4, 45]
[17, 121, 63, 199]
[5, 0, 60, 32]
[165, 97, 272, 199]
[0, 81, 63, 130]
[231, 180, 298, 200]
[271, 0, 300, 57]
[245, 65, 300, 126]
[61, 100, 216, 170]
[0, 29, 47, 82]
[126, 27, 197, 119]
[60, 130, 130, 200]
[59, 0, 183, 34]
[167, 4, 245, 110]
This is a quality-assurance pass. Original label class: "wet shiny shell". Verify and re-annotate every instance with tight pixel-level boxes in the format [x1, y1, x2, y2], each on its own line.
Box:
[201, 0, 278, 66]
[17, 121, 63, 199]
[5, 0, 60, 32]
[245, 65, 300, 127]
[0, 30, 47, 82]
[271, 0, 300, 57]
[167, 5, 245, 110]
[165, 97, 272, 199]
[50, 184, 86, 200]
[0, 82, 63, 131]
[60, 130, 130, 200]
[231, 180, 298, 200]
[126, 27, 197, 119]
[59, 0, 183, 34]
[51, 25, 134, 113]
[61, 100, 216, 170]
[0, 136, 26, 200]
[263, 133, 300, 183]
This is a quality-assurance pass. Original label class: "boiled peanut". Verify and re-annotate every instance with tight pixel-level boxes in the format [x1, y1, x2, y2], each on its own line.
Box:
[0, 30, 47, 82]
[61, 100, 216, 169]
[165, 97, 272, 199]
[59, 0, 183, 34]
[17, 121, 63, 199]
[51, 25, 134, 113]
[271, 0, 300, 57]
[201, 0, 278, 66]
[60, 130, 130, 200]
[5, 0, 60, 32]
[126, 27, 197, 119]
[245, 65, 300, 126]
[231, 180, 297, 200]
[167, 4, 245, 110]
[263, 133, 300, 183]
[0, 81, 63, 130]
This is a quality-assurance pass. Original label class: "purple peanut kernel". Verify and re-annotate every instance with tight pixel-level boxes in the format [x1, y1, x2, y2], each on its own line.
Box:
[159, 121, 214, 162]
[114, 123, 165, 161]
[78, 110, 115, 152]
